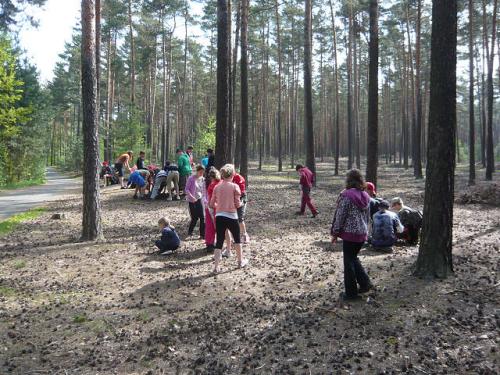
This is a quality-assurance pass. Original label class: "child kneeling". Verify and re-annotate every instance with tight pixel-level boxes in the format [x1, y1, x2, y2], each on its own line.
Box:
[155, 217, 181, 255]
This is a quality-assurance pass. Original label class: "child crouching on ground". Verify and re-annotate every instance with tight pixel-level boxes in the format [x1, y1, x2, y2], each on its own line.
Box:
[155, 217, 181, 255]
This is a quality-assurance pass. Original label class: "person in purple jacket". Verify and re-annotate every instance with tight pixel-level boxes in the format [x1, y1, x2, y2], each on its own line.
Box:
[331, 169, 373, 301]
[185, 165, 206, 238]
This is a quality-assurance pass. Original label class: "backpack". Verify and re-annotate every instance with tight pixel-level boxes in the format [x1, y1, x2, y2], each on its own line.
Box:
[400, 207, 423, 227]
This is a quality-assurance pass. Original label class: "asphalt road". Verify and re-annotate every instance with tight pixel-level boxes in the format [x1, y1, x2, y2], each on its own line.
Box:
[0, 167, 82, 221]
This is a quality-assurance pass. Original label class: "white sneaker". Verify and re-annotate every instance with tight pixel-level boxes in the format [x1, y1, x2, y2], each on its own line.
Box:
[238, 259, 249, 268]
[222, 248, 232, 258]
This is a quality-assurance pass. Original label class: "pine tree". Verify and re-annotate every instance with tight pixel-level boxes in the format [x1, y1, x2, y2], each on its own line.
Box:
[414, 0, 457, 279]
[81, 0, 103, 241]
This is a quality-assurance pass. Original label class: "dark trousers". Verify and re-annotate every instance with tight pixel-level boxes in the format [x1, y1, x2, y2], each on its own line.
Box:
[300, 187, 318, 214]
[398, 225, 420, 245]
[155, 240, 179, 252]
[179, 175, 188, 193]
[343, 240, 371, 297]
[215, 216, 241, 249]
[188, 199, 205, 237]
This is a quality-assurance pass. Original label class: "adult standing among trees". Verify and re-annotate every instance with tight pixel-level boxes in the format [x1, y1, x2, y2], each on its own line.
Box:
[81, 0, 103, 241]
[414, 0, 457, 278]
[115, 151, 133, 189]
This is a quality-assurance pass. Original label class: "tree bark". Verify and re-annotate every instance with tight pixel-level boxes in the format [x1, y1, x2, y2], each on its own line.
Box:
[81, 0, 103, 241]
[347, 8, 354, 170]
[304, 0, 316, 179]
[275, 0, 283, 172]
[239, 0, 249, 181]
[414, 0, 423, 178]
[414, 0, 457, 279]
[485, 0, 498, 180]
[468, 0, 475, 185]
[215, 0, 230, 168]
[328, 0, 340, 176]
[366, 0, 379, 186]
[128, 0, 135, 104]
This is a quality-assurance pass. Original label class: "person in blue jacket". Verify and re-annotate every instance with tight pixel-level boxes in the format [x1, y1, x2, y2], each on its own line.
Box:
[154, 217, 181, 255]
[370, 200, 404, 251]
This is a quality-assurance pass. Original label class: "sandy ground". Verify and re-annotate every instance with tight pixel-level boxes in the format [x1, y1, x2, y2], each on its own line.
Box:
[0, 161, 499, 375]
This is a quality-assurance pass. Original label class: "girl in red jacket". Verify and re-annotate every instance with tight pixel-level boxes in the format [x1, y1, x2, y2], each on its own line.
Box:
[295, 164, 318, 217]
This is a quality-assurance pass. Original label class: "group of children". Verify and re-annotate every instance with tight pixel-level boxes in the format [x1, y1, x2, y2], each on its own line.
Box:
[324, 169, 424, 301]
[110, 151, 421, 287]
[296, 165, 422, 253]
[151, 154, 250, 273]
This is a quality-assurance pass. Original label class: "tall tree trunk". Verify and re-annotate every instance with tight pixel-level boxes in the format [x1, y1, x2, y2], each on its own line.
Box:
[161, 8, 167, 165]
[227, 0, 233, 163]
[128, 0, 135, 104]
[414, 0, 423, 178]
[275, 0, 283, 172]
[353, 19, 361, 169]
[233, 0, 241, 168]
[414, 0, 457, 279]
[239, 0, 249, 181]
[104, 31, 113, 162]
[181, 6, 189, 148]
[81, 0, 103, 241]
[366, 0, 379, 185]
[347, 9, 354, 170]
[95, 0, 101, 132]
[468, 0, 475, 185]
[215, 0, 230, 168]
[304, 0, 316, 179]
[485, 0, 498, 180]
[328, 0, 341, 175]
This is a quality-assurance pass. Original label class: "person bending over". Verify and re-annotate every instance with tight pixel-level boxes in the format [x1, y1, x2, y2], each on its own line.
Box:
[155, 217, 180, 255]
[115, 151, 133, 189]
[390, 197, 423, 245]
[129, 169, 149, 199]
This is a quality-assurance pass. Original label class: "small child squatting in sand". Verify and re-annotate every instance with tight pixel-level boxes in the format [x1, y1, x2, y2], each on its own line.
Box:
[154, 217, 181, 255]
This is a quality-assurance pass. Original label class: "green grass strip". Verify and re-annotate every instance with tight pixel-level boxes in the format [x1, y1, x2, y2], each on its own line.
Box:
[0, 207, 46, 236]
[0, 177, 46, 191]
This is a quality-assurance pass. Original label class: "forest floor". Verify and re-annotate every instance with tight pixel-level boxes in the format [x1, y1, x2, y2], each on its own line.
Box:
[0, 161, 499, 375]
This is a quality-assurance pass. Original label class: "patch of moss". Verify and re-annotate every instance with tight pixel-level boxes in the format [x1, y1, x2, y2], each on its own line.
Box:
[73, 314, 88, 324]
[0, 286, 17, 297]
[13, 260, 26, 269]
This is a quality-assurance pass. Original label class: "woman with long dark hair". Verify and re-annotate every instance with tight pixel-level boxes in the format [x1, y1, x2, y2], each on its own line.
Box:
[331, 169, 373, 300]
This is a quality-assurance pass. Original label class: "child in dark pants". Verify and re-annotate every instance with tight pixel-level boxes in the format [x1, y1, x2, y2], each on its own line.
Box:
[331, 169, 373, 301]
[295, 164, 318, 218]
[185, 165, 206, 238]
[155, 217, 181, 255]
[209, 164, 248, 273]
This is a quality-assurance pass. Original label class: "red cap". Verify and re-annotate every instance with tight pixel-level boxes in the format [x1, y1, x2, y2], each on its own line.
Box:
[366, 182, 376, 194]
[102, 161, 109, 166]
